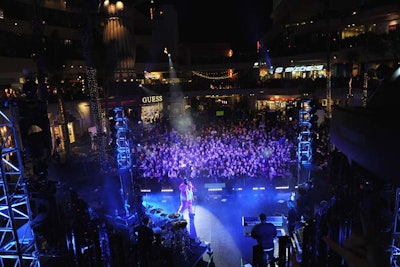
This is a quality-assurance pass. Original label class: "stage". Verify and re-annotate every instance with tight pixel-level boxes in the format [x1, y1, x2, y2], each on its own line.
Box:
[141, 187, 293, 267]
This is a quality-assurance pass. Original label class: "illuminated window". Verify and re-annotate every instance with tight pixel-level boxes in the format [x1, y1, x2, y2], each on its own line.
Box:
[389, 24, 399, 32]
[342, 25, 365, 39]
[64, 39, 72, 46]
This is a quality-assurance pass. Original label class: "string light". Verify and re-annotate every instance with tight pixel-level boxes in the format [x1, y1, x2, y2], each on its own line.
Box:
[362, 72, 368, 107]
[87, 67, 108, 169]
[192, 70, 237, 80]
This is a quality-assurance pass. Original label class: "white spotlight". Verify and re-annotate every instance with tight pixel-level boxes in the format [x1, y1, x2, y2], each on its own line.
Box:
[392, 66, 400, 81]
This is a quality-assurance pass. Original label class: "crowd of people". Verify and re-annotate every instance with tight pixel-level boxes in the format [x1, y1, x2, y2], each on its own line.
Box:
[133, 115, 298, 188]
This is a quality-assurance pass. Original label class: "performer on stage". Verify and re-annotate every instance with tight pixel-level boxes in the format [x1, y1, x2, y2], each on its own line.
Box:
[177, 177, 196, 217]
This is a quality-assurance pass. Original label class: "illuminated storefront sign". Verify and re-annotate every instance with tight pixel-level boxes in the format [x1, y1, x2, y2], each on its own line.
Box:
[144, 72, 162, 79]
[141, 95, 163, 104]
[274, 64, 324, 74]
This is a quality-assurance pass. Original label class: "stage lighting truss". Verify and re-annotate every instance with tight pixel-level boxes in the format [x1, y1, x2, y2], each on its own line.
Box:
[113, 107, 131, 169]
[297, 99, 313, 166]
[390, 188, 400, 265]
[0, 105, 40, 267]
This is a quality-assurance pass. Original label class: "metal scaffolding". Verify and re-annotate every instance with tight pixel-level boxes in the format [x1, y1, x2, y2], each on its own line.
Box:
[113, 107, 133, 217]
[391, 188, 400, 266]
[0, 104, 40, 266]
[297, 99, 313, 185]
